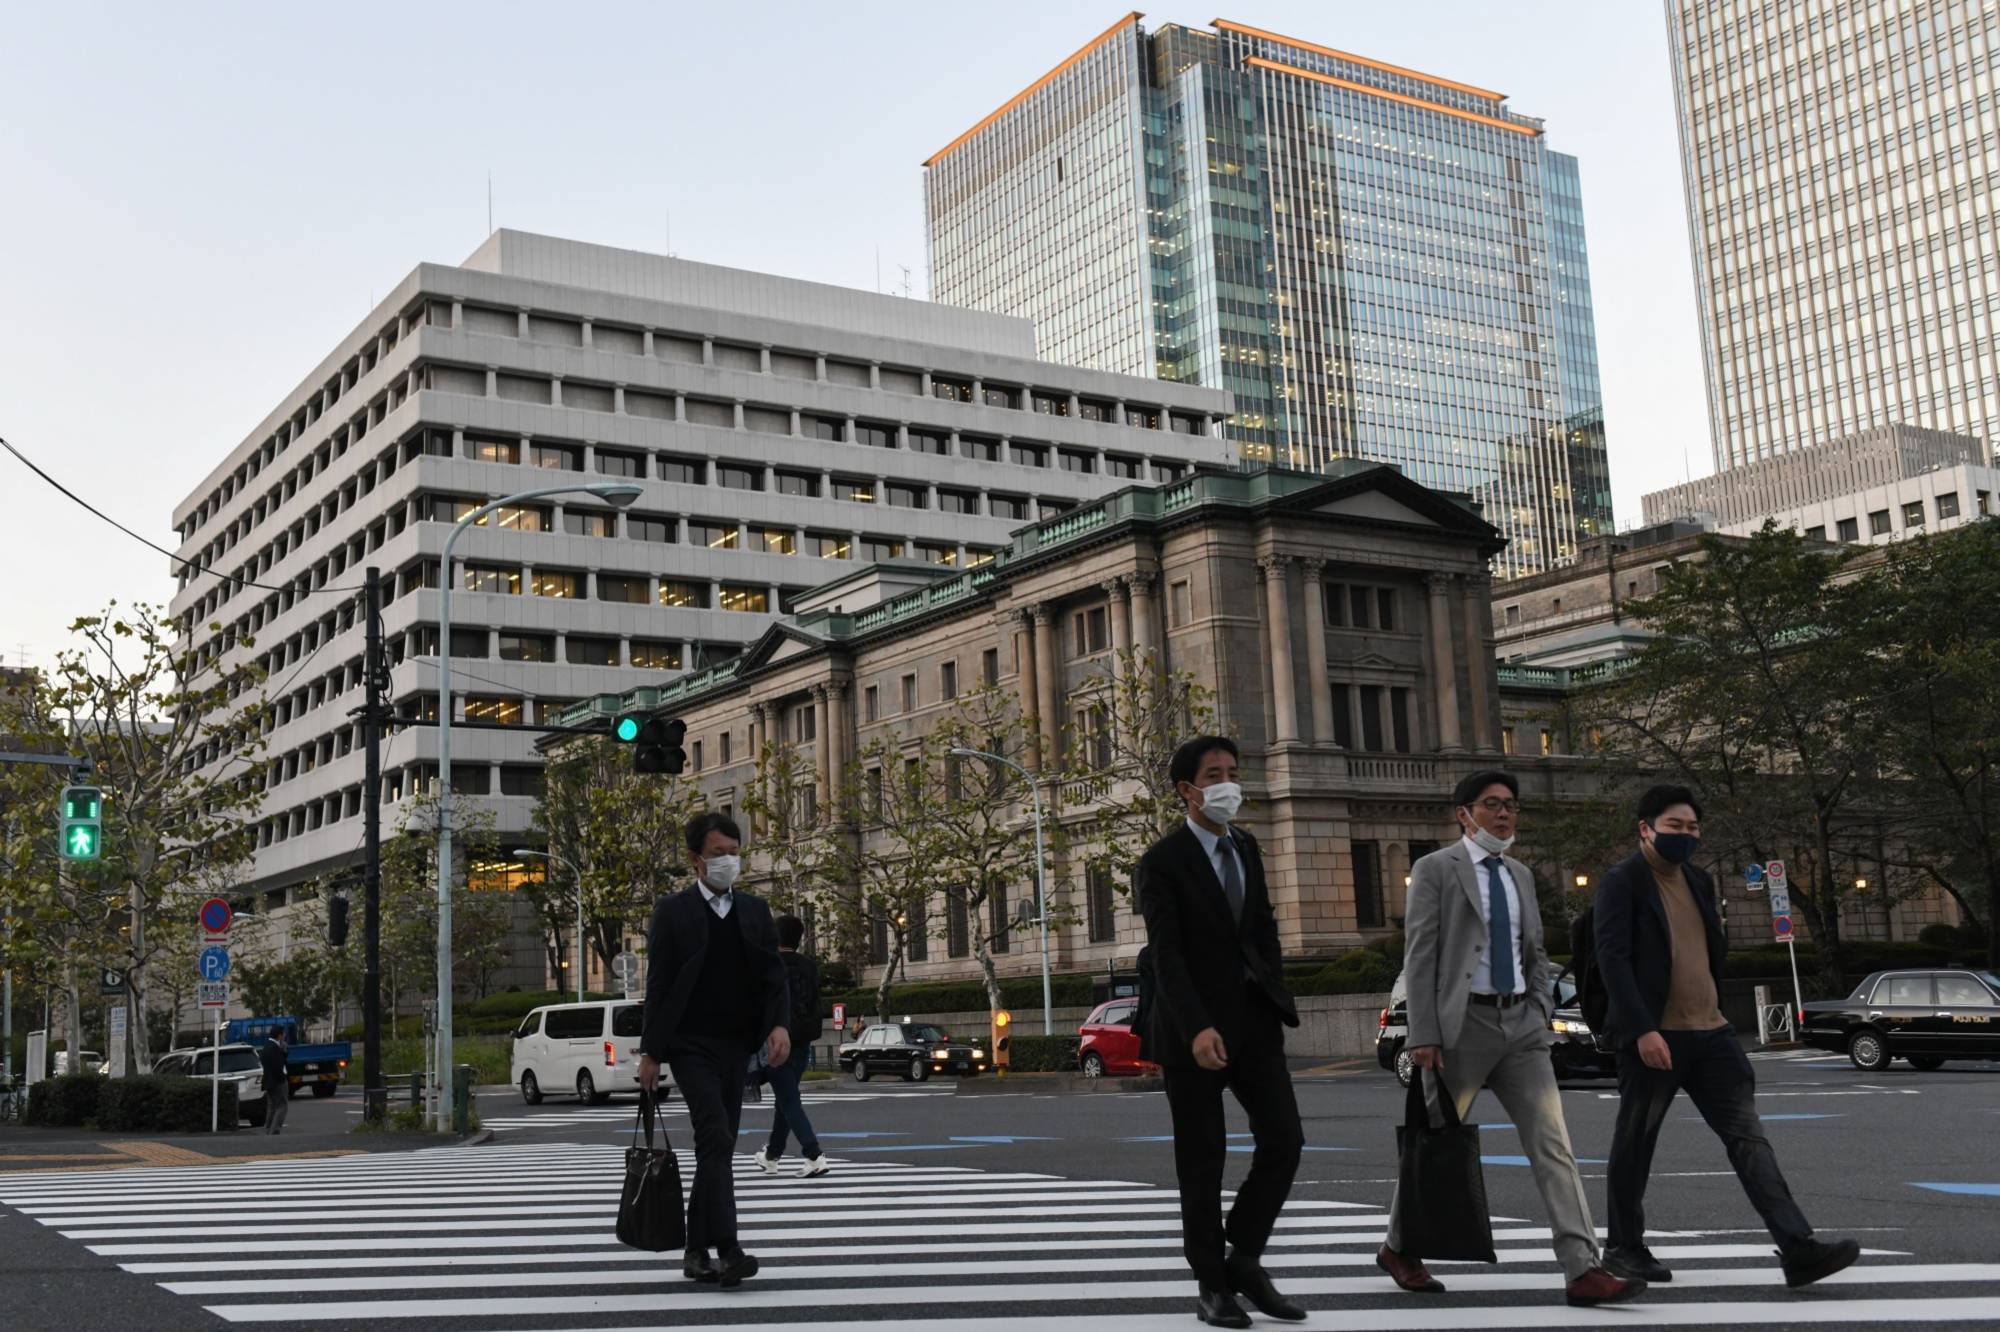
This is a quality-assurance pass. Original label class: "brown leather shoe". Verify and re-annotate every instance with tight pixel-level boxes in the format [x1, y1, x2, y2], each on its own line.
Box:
[1377, 1244, 1446, 1293]
[1566, 1267, 1646, 1306]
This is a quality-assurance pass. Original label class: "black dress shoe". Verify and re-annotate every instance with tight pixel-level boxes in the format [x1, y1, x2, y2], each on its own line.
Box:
[681, 1251, 719, 1283]
[1225, 1250, 1308, 1321]
[716, 1248, 761, 1288]
[1195, 1286, 1251, 1330]
[1604, 1244, 1673, 1283]
[1781, 1236, 1860, 1289]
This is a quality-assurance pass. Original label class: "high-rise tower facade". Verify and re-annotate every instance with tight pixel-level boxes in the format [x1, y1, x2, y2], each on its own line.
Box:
[925, 14, 1614, 577]
[1665, 0, 2000, 469]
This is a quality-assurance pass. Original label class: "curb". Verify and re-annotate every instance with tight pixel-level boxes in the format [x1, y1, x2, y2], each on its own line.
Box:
[954, 1074, 1162, 1096]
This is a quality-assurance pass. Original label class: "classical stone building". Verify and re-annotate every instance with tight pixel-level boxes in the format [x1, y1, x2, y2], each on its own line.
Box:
[550, 464, 1595, 987]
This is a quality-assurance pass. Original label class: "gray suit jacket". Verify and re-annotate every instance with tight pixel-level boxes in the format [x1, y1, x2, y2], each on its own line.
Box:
[1403, 840, 1553, 1051]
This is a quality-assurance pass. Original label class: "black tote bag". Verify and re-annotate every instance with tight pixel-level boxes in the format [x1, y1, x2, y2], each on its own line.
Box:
[616, 1089, 686, 1252]
[1393, 1068, 1497, 1262]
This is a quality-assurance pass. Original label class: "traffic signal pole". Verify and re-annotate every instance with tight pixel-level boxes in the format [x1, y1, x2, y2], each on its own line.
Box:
[361, 567, 386, 1126]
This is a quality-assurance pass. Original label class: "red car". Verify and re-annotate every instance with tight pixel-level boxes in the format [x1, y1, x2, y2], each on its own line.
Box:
[1077, 998, 1159, 1077]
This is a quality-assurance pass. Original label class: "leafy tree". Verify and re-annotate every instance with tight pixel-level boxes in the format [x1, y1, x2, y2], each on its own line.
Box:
[533, 736, 702, 981]
[375, 787, 512, 1027]
[1862, 521, 2000, 967]
[232, 879, 362, 1029]
[1587, 527, 1874, 990]
[742, 732, 838, 923]
[827, 738, 953, 1020]
[0, 603, 265, 1069]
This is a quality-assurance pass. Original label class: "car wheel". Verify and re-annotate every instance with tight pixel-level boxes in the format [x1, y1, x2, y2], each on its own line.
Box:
[311, 1082, 336, 1099]
[1394, 1047, 1415, 1088]
[244, 1103, 266, 1128]
[907, 1056, 930, 1083]
[1081, 1051, 1106, 1078]
[521, 1071, 543, 1104]
[578, 1069, 606, 1104]
[1847, 1029, 1889, 1072]
[852, 1060, 871, 1082]
[1906, 1056, 1946, 1071]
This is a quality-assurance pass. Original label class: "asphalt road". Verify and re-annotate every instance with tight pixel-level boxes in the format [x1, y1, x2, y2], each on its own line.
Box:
[0, 1045, 1995, 1331]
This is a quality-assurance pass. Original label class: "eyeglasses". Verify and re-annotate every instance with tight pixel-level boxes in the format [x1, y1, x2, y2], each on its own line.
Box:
[1470, 798, 1522, 814]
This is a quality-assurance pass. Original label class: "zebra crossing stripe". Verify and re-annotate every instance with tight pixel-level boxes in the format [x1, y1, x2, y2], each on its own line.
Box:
[194, 1265, 2000, 1323]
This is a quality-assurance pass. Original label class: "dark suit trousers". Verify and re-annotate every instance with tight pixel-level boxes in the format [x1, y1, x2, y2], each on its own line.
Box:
[1160, 1003, 1302, 1289]
[1607, 1025, 1812, 1253]
[664, 1035, 751, 1253]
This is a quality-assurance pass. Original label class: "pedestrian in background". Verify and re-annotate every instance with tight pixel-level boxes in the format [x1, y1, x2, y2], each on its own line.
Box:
[1594, 784, 1859, 1289]
[1137, 735, 1304, 1330]
[754, 914, 831, 1178]
[1379, 770, 1640, 1307]
[258, 1028, 289, 1136]
[636, 812, 792, 1289]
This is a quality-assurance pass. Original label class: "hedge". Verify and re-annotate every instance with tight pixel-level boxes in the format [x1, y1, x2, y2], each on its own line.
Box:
[25, 1073, 237, 1131]
[100, 1076, 239, 1132]
[1007, 1034, 1080, 1072]
[24, 1073, 103, 1127]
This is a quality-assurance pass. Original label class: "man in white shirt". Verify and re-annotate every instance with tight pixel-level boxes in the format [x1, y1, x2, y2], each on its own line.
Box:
[1377, 770, 1642, 1308]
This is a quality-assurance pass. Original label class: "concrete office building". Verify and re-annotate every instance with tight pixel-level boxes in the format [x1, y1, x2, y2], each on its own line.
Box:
[925, 14, 1614, 578]
[165, 231, 1231, 994]
[1642, 422, 1998, 545]
[555, 463, 1544, 975]
[1666, 0, 2000, 465]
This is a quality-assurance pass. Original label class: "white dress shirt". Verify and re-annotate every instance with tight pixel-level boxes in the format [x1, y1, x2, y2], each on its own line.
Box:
[1461, 834, 1524, 995]
[1185, 817, 1242, 903]
[699, 881, 734, 919]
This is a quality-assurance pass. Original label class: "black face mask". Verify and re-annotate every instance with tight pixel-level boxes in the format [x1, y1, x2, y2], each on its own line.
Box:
[1650, 831, 1700, 865]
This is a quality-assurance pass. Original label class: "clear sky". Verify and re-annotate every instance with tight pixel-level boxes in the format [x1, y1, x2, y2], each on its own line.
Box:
[0, 2, 1708, 670]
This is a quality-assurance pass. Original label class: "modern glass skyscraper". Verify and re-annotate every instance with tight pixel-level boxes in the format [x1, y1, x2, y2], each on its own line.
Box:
[925, 14, 1614, 577]
[1666, 0, 2000, 470]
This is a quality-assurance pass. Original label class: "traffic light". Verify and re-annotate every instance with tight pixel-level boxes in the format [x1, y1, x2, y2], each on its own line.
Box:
[613, 711, 645, 744]
[990, 1008, 1012, 1074]
[635, 718, 688, 775]
[59, 785, 102, 861]
[328, 894, 350, 947]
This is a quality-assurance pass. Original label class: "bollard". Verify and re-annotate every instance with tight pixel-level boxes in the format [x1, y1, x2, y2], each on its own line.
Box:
[452, 1063, 473, 1134]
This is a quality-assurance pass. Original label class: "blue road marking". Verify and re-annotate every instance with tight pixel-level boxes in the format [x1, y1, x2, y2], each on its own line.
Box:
[843, 1144, 986, 1153]
[1229, 1145, 1357, 1153]
[1760, 1113, 1843, 1121]
[948, 1135, 1056, 1144]
[1913, 1183, 2000, 1196]
[1483, 1154, 1607, 1166]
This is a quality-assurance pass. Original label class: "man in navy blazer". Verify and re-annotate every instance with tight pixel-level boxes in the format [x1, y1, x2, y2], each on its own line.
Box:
[638, 811, 791, 1288]
[1594, 784, 1857, 1290]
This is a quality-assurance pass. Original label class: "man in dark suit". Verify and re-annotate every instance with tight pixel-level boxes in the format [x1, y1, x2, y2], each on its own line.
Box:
[637, 812, 791, 1288]
[1595, 784, 1858, 1290]
[257, 1029, 289, 1135]
[1137, 735, 1305, 1330]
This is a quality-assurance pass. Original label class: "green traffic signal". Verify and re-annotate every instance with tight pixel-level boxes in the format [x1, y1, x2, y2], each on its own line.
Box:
[615, 715, 642, 743]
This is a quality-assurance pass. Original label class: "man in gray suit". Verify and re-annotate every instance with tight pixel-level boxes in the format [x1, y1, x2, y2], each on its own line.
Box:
[1377, 770, 1643, 1308]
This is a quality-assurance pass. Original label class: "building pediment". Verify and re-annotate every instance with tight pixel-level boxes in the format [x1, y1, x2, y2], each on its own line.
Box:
[1309, 489, 1442, 527]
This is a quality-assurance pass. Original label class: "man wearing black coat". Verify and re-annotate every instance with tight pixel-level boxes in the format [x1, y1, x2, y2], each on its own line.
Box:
[1594, 784, 1857, 1290]
[257, 1029, 289, 1135]
[1137, 735, 1304, 1330]
[637, 812, 791, 1288]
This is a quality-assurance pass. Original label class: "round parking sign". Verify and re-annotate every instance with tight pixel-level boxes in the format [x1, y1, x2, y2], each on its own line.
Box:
[199, 897, 232, 935]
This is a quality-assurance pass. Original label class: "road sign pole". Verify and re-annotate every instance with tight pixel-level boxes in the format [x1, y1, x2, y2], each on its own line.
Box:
[211, 1008, 221, 1133]
[1786, 935, 1805, 1028]
[362, 566, 386, 1126]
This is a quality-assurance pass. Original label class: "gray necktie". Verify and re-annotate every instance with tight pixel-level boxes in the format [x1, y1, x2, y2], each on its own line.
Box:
[1218, 838, 1245, 923]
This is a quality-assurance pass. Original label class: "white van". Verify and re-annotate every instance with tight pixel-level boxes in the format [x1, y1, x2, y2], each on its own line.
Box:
[510, 1000, 653, 1104]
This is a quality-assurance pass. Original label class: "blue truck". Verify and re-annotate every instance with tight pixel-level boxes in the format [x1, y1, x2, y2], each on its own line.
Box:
[225, 1016, 351, 1098]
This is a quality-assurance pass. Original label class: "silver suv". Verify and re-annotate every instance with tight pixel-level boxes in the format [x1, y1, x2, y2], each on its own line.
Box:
[154, 1044, 268, 1127]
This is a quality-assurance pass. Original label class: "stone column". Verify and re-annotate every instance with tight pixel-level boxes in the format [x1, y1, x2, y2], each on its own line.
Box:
[1105, 578, 1132, 671]
[1426, 574, 1464, 751]
[1032, 603, 1061, 769]
[1260, 555, 1298, 744]
[1128, 571, 1158, 664]
[1300, 559, 1334, 745]
[1015, 610, 1043, 770]
[812, 684, 832, 821]
[828, 680, 850, 821]
[1459, 574, 1494, 752]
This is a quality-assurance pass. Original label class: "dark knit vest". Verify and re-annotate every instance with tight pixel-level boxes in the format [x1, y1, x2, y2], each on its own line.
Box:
[679, 902, 755, 1043]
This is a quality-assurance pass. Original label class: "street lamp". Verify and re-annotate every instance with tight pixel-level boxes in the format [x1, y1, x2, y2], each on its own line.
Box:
[949, 747, 1052, 1035]
[1854, 877, 1868, 893]
[512, 849, 583, 1003]
[434, 482, 639, 1131]
[1574, 873, 1590, 891]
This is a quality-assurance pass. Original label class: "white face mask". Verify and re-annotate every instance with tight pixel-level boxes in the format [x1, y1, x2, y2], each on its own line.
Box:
[702, 854, 741, 892]
[1465, 823, 1515, 857]
[1196, 781, 1243, 825]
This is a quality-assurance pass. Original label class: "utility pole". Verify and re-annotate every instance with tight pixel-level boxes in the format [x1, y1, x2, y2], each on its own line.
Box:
[361, 567, 386, 1125]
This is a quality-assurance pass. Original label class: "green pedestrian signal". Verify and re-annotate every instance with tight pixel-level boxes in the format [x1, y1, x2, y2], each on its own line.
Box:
[60, 785, 103, 861]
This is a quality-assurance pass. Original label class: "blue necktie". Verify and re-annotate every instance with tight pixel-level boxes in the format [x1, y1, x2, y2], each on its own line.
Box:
[1485, 857, 1516, 994]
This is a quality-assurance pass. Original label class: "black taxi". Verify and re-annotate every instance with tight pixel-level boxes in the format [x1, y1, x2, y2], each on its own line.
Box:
[839, 1021, 988, 1082]
[1799, 968, 2000, 1071]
